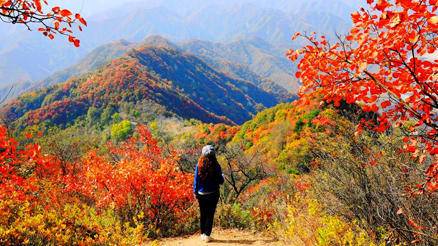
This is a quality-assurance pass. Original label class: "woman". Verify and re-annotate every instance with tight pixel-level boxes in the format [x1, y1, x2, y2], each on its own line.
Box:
[193, 145, 224, 242]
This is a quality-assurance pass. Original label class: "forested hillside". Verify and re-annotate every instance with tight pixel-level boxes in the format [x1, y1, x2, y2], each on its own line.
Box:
[32, 36, 294, 101]
[1, 40, 281, 134]
[181, 36, 298, 93]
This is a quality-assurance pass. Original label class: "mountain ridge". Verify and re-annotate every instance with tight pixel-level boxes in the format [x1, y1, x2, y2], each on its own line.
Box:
[31, 36, 295, 102]
[1, 42, 280, 129]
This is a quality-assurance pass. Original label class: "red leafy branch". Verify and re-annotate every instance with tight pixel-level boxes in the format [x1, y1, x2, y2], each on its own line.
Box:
[288, 0, 437, 192]
[0, 0, 87, 46]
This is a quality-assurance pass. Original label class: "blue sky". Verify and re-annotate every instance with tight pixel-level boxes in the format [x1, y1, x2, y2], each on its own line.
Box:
[50, 0, 365, 17]
[50, 0, 133, 16]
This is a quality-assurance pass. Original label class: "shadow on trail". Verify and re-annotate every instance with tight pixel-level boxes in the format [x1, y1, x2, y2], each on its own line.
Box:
[210, 239, 278, 245]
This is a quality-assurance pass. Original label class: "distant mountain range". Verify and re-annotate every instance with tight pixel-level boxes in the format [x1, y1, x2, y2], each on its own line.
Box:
[181, 37, 298, 93]
[0, 0, 360, 94]
[35, 36, 294, 100]
[1, 39, 281, 128]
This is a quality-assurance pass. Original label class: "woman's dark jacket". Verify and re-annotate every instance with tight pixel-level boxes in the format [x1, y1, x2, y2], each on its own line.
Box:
[193, 160, 224, 195]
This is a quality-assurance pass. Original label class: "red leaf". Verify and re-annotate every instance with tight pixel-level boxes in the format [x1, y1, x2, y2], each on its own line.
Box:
[381, 100, 391, 108]
[34, 0, 42, 12]
[75, 13, 87, 26]
[407, 219, 424, 230]
[73, 39, 80, 47]
[59, 9, 72, 17]
[52, 6, 60, 13]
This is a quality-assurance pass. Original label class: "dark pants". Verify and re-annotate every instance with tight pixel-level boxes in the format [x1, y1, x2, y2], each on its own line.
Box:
[197, 192, 219, 236]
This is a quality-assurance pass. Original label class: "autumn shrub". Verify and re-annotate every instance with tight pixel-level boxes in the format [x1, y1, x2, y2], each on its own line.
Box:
[224, 172, 378, 245]
[215, 203, 252, 229]
[276, 137, 311, 174]
[215, 175, 298, 232]
[1, 124, 198, 244]
[36, 126, 101, 175]
[269, 191, 378, 246]
[0, 125, 144, 245]
[212, 143, 280, 231]
[311, 115, 438, 244]
[0, 201, 146, 245]
[219, 144, 269, 204]
[65, 125, 195, 237]
[110, 119, 133, 141]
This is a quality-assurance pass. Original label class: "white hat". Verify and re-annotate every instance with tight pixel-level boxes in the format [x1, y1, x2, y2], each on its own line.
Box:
[202, 145, 215, 156]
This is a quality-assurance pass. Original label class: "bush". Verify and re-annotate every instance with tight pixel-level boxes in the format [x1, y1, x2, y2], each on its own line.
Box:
[0, 125, 198, 243]
[312, 119, 438, 244]
[294, 118, 305, 133]
[269, 192, 377, 246]
[110, 120, 132, 141]
[216, 203, 252, 229]
[67, 126, 195, 237]
[0, 201, 146, 245]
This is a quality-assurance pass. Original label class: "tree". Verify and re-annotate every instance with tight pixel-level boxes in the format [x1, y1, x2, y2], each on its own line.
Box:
[288, 0, 437, 192]
[220, 144, 268, 203]
[0, 0, 87, 46]
[310, 109, 437, 243]
[38, 126, 99, 175]
[111, 120, 133, 142]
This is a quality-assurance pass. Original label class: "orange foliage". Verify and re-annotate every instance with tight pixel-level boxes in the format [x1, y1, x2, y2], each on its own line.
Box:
[1, 124, 195, 240]
[195, 123, 239, 145]
[0, 126, 62, 202]
[289, 0, 437, 192]
[65, 125, 194, 220]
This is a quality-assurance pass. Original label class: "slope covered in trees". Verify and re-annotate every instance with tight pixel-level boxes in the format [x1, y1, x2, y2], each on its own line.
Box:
[38, 39, 135, 89]
[3, 93, 435, 244]
[22, 36, 294, 102]
[226, 96, 437, 244]
[181, 36, 298, 94]
[1, 40, 280, 131]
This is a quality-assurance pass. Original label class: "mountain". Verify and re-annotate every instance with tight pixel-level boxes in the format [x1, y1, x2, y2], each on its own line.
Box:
[1, 43, 279, 129]
[32, 36, 294, 102]
[0, 0, 358, 92]
[228, 96, 351, 173]
[125, 44, 279, 124]
[181, 37, 298, 92]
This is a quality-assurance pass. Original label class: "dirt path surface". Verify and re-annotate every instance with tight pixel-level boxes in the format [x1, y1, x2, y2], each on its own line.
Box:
[153, 229, 285, 246]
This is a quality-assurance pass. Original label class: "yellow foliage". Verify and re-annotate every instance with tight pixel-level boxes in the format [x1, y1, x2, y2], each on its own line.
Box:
[276, 138, 310, 167]
[269, 193, 380, 246]
[0, 200, 146, 245]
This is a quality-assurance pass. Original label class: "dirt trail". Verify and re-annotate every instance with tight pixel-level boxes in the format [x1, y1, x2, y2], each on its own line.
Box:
[152, 229, 285, 246]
